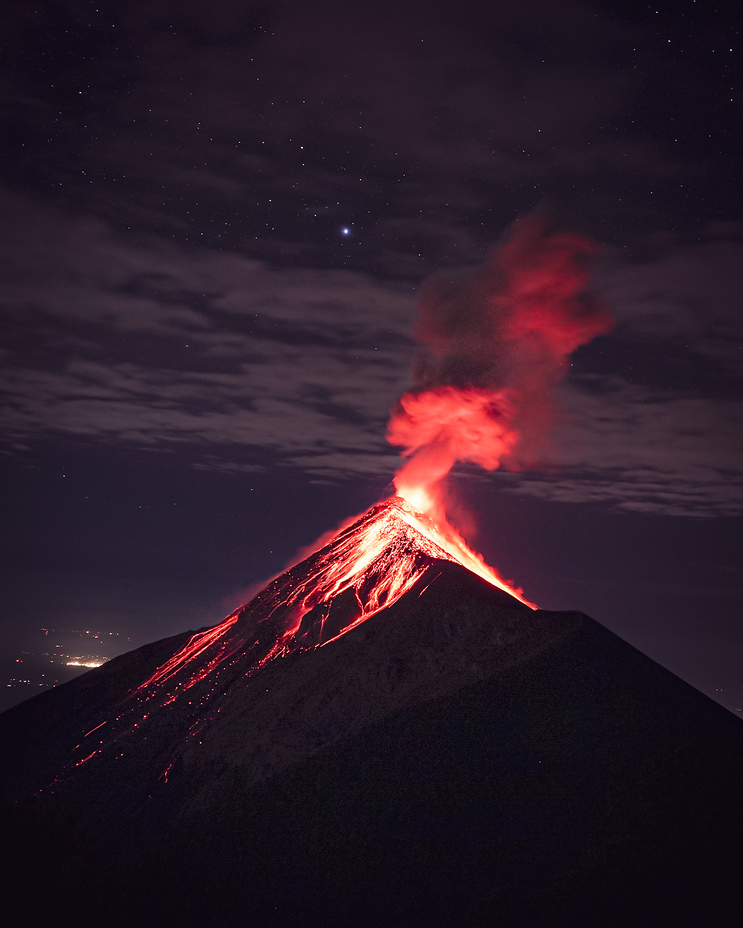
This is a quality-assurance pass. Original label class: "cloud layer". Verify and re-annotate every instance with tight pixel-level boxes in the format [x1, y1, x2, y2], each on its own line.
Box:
[2, 185, 741, 516]
[1, 3, 740, 518]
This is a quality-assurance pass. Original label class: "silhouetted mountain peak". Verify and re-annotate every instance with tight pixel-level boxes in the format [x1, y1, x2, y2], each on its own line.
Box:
[1, 499, 742, 927]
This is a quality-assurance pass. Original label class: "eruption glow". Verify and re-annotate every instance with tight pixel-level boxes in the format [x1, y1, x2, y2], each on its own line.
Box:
[388, 217, 613, 528]
[44, 497, 533, 791]
[43, 218, 611, 796]
[118, 218, 611, 709]
[222, 217, 611, 657]
[136, 496, 534, 700]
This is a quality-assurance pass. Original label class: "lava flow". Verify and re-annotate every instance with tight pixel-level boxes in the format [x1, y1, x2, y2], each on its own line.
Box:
[42, 496, 529, 790]
[136, 496, 532, 702]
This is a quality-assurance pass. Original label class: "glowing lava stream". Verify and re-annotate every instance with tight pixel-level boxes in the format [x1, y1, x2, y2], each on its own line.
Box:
[389, 495, 534, 608]
[135, 496, 533, 698]
[42, 496, 533, 790]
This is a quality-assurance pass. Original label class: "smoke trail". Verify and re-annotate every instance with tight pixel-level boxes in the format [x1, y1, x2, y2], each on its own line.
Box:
[387, 216, 613, 516]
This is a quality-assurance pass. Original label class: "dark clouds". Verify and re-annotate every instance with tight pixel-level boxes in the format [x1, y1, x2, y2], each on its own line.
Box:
[0, 184, 412, 480]
[4, 0, 737, 269]
[2, 179, 740, 516]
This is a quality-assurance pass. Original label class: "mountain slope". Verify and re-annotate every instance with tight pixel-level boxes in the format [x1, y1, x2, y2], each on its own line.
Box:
[0, 562, 553, 817]
[1, 499, 742, 927]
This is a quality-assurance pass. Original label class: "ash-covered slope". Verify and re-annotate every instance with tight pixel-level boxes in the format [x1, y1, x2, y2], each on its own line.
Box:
[1, 498, 742, 928]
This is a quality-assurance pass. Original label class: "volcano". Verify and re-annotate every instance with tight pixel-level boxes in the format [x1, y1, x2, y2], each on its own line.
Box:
[1, 497, 742, 928]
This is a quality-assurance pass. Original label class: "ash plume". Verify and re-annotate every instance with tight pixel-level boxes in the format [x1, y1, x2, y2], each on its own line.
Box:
[387, 216, 613, 514]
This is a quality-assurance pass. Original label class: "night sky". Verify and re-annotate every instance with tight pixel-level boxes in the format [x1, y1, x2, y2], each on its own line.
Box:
[1, 1, 741, 714]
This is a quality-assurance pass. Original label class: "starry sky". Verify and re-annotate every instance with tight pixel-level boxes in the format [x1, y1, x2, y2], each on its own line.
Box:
[1, 0, 741, 713]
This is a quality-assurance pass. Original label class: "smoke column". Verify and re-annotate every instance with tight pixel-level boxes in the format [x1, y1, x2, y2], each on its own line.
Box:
[387, 216, 613, 519]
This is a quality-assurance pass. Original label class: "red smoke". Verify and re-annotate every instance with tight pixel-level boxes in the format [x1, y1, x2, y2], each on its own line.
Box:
[388, 217, 613, 520]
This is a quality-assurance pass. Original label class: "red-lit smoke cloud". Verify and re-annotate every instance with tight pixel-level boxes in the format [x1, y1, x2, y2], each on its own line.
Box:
[387, 217, 613, 517]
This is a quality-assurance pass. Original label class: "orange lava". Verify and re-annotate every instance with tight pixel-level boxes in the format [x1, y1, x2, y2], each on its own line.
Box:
[136, 611, 240, 692]
[390, 496, 534, 608]
[45, 499, 531, 794]
[134, 496, 532, 701]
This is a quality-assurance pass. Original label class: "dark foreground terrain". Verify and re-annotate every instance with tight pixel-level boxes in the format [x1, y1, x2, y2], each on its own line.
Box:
[2, 560, 742, 927]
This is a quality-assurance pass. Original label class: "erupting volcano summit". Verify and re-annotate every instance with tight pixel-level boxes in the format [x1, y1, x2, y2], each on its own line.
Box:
[136, 495, 534, 698]
[2, 495, 538, 809]
[2, 221, 741, 927]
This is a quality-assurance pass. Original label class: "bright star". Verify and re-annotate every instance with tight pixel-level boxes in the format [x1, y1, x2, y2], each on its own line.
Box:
[341, 226, 351, 236]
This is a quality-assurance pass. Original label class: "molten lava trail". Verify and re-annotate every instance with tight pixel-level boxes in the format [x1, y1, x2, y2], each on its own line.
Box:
[43, 497, 533, 793]
[136, 496, 533, 697]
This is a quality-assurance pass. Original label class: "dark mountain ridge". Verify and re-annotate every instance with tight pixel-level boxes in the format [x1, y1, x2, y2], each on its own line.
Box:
[1, 499, 742, 926]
